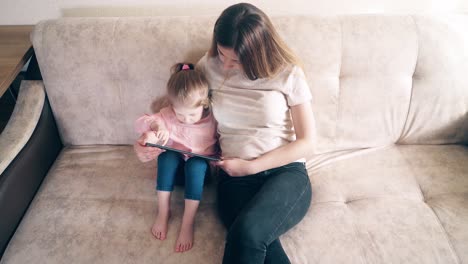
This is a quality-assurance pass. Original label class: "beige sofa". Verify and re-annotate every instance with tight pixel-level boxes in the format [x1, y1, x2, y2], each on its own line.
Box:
[1, 14, 468, 263]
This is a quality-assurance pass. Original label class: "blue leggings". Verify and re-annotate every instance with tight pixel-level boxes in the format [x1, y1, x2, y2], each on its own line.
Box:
[157, 150, 208, 201]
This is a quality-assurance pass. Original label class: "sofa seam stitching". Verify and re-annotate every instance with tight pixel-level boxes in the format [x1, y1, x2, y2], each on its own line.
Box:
[397, 15, 419, 144]
[335, 16, 343, 152]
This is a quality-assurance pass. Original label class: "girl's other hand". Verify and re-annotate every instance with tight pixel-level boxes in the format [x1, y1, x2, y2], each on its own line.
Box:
[141, 130, 169, 146]
[134, 134, 164, 162]
[141, 131, 159, 145]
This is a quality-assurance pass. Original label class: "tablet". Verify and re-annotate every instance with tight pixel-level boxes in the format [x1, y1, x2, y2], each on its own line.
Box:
[145, 143, 221, 161]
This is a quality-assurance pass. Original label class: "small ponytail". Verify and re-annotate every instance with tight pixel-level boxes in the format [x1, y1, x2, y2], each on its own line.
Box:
[166, 62, 210, 108]
[171, 63, 195, 74]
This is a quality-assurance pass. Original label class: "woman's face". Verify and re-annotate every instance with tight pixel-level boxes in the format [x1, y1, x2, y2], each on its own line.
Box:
[217, 44, 242, 71]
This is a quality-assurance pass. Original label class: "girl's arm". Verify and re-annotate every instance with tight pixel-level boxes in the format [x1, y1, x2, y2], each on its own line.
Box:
[135, 114, 166, 134]
[134, 133, 165, 162]
[134, 114, 169, 162]
[216, 101, 315, 176]
[149, 118, 167, 131]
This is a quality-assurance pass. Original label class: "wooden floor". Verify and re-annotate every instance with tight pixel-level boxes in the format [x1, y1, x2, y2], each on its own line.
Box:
[0, 73, 24, 133]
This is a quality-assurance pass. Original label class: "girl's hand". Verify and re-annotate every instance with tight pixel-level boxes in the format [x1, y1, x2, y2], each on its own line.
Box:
[141, 130, 169, 146]
[214, 158, 259, 177]
[149, 120, 169, 145]
[154, 130, 170, 145]
[134, 134, 164, 162]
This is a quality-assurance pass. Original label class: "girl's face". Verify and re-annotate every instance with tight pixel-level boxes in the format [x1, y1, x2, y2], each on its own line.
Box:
[172, 101, 205, 124]
[217, 44, 242, 71]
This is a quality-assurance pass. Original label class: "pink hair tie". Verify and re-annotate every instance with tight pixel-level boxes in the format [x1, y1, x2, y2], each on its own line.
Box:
[182, 64, 190, 70]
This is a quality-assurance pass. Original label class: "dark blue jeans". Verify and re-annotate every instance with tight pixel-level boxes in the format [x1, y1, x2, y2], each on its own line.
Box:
[217, 162, 312, 264]
[157, 150, 208, 201]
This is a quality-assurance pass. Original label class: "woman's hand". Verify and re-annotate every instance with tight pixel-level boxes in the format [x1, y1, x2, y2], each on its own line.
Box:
[134, 134, 164, 162]
[214, 158, 259, 177]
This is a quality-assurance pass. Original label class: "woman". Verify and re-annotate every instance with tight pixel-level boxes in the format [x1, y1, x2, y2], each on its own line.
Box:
[135, 3, 313, 263]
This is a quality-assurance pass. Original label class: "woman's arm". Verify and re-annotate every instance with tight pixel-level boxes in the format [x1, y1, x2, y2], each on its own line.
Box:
[216, 101, 315, 176]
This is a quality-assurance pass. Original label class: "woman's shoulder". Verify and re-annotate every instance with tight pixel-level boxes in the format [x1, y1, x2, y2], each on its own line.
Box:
[195, 52, 208, 71]
[196, 52, 213, 72]
[257, 64, 306, 89]
[196, 52, 223, 73]
[278, 64, 306, 80]
[273, 64, 308, 90]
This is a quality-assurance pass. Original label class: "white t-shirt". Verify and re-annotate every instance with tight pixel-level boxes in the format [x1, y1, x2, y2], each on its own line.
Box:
[197, 53, 312, 160]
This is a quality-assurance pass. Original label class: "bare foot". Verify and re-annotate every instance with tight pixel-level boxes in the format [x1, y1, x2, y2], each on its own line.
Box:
[151, 210, 170, 240]
[175, 221, 194, 252]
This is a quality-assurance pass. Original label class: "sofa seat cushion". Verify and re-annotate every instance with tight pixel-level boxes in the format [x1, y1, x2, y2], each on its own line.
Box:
[2, 145, 467, 264]
[283, 144, 466, 263]
[1, 146, 225, 264]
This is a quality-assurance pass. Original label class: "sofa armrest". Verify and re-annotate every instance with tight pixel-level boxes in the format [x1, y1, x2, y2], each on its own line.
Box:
[0, 80, 63, 259]
[0, 81, 45, 174]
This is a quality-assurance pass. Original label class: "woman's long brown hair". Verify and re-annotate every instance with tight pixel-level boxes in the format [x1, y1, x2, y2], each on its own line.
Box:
[209, 3, 299, 80]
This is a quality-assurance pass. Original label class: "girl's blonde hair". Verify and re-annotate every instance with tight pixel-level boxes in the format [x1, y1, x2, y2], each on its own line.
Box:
[166, 63, 210, 108]
[208, 3, 300, 80]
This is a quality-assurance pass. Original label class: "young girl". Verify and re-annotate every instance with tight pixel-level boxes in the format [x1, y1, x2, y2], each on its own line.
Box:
[134, 63, 218, 253]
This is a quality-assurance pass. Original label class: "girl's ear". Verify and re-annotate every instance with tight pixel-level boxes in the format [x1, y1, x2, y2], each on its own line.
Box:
[201, 97, 211, 109]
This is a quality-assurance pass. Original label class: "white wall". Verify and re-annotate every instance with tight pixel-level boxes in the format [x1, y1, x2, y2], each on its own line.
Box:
[1, 0, 468, 25]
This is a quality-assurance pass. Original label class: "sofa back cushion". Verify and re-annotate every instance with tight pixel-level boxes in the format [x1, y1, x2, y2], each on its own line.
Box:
[31, 15, 468, 152]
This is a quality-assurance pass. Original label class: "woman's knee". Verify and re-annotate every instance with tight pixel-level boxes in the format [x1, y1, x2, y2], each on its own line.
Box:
[226, 219, 267, 250]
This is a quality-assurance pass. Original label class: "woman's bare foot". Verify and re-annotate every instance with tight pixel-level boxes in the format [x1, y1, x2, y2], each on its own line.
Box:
[175, 221, 194, 252]
[151, 209, 170, 240]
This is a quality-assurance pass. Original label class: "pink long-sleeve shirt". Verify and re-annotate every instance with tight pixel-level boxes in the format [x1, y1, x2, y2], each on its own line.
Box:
[135, 107, 218, 161]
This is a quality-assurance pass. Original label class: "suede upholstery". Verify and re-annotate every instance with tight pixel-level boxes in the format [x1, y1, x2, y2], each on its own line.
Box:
[0, 81, 44, 175]
[1, 15, 468, 263]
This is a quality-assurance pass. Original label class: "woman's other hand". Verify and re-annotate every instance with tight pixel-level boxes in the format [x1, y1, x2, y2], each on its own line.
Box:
[213, 158, 259, 177]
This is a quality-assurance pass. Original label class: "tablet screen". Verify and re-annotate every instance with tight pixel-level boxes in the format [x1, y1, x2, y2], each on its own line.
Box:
[145, 143, 221, 161]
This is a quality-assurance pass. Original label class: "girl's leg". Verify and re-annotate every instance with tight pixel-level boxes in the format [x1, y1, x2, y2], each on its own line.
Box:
[153, 191, 171, 240]
[174, 157, 208, 252]
[152, 151, 183, 240]
[175, 199, 200, 252]
[220, 162, 312, 264]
